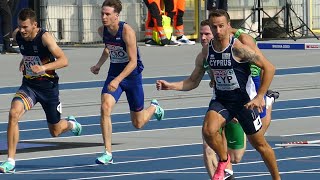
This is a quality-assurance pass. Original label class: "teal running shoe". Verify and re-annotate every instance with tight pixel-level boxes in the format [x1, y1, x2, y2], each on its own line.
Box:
[68, 116, 82, 136]
[0, 161, 15, 174]
[151, 99, 164, 121]
[96, 152, 114, 165]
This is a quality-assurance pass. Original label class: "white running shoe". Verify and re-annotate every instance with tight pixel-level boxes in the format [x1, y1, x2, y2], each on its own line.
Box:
[177, 35, 196, 45]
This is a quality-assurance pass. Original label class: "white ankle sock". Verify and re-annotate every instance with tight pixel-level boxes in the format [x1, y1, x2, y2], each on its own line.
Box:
[7, 158, 15, 166]
[266, 96, 275, 109]
[69, 120, 76, 130]
[105, 150, 112, 156]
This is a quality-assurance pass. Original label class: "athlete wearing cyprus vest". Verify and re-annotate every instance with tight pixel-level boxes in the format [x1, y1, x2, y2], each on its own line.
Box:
[202, 10, 280, 180]
[206, 36, 261, 133]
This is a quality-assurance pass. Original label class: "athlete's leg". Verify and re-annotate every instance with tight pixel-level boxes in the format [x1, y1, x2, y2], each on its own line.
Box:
[100, 93, 116, 153]
[125, 77, 163, 128]
[238, 107, 280, 179]
[203, 137, 218, 178]
[7, 100, 25, 160]
[203, 111, 233, 180]
[247, 131, 280, 179]
[95, 78, 120, 165]
[0, 84, 36, 173]
[98, 77, 122, 154]
[45, 103, 82, 137]
[225, 119, 246, 164]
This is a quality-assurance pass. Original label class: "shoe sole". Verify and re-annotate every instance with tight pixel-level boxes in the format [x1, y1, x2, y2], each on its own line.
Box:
[0, 168, 15, 174]
[95, 159, 114, 165]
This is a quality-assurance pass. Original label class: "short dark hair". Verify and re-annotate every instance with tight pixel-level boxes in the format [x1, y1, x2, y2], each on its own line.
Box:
[200, 19, 210, 27]
[102, 0, 122, 13]
[18, 8, 37, 22]
[208, 9, 230, 22]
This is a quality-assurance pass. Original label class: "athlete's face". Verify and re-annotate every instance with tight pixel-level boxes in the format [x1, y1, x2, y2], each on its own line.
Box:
[18, 19, 37, 41]
[200, 25, 213, 47]
[209, 16, 230, 40]
[101, 6, 119, 27]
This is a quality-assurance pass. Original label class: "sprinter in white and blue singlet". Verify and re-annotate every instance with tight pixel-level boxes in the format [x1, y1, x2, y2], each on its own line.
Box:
[202, 10, 281, 180]
[90, 0, 164, 165]
[0, 8, 82, 174]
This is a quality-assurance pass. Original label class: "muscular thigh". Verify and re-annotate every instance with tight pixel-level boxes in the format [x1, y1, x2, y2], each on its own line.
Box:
[102, 76, 124, 103]
[208, 99, 235, 124]
[122, 76, 144, 112]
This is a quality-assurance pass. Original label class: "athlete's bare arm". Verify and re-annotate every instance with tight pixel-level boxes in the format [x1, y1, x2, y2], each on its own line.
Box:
[31, 32, 68, 74]
[116, 23, 138, 82]
[91, 26, 109, 75]
[232, 40, 275, 111]
[156, 52, 206, 91]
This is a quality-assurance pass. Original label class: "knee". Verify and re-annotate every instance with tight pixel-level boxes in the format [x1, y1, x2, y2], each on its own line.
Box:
[101, 102, 112, 116]
[250, 138, 270, 153]
[202, 124, 218, 139]
[9, 109, 21, 125]
[230, 155, 242, 164]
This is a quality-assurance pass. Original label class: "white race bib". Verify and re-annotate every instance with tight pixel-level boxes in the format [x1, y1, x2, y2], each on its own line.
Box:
[107, 44, 129, 63]
[23, 56, 45, 77]
[213, 69, 240, 90]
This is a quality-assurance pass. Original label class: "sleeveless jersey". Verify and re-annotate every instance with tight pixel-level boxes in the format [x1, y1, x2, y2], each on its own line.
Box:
[103, 21, 144, 78]
[206, 37, 257, 101]
[16, 28, 57, 79]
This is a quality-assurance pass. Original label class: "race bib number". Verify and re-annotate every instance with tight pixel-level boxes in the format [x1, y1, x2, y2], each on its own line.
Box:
[107, 44, 129, 63]
[213, 69, 240, 90]
[253, 115, 262, 131]
[23, 56, 45, 77]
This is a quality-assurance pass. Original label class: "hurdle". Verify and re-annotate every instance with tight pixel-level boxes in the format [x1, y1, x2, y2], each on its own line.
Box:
[275, 140, 320, 148]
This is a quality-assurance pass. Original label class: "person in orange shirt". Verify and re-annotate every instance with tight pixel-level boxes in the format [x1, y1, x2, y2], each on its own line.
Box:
[143, 0, 178, 46]
[163, 0, 195, 45]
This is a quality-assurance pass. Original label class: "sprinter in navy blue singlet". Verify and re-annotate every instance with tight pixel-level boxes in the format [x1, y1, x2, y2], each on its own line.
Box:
[0, 8, 82, 174]
[90, 0, 164, 165]
[201, 10, 280, 180]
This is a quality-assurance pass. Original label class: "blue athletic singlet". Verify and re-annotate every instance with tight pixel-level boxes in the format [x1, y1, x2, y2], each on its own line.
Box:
[14, 28, 61, 124]
[102, 21, 145, 112]
[206, 36, 262, 135]
[103, 21, 144, 78]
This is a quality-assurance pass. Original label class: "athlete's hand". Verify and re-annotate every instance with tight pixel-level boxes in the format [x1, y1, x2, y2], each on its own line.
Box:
[31, 65, 46, 74]
[156, 80, 171, 90]
[108, 79, 120, 92]
[90, 65, 100, 75]
[244, 95, 265, 113]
